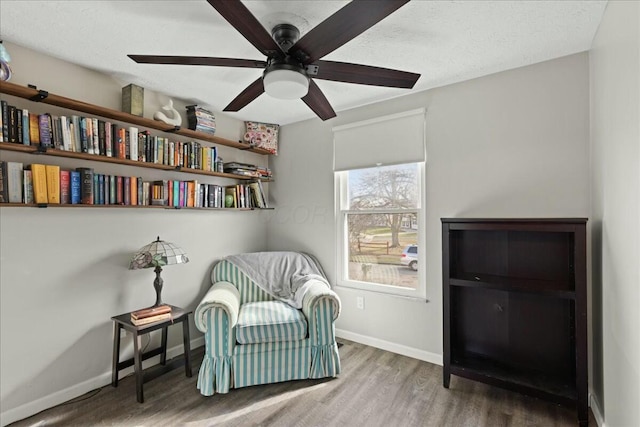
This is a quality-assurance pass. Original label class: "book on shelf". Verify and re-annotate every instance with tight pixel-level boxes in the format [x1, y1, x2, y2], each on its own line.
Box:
[117, 128, 126, 159]
[1, 100, 8, 142]
[131, 304, 172, 320]
[8, 105, 16, 143]
[23, 169, 33, 204]
[186, 181, 196, 207]
[77, 167, 94, 205]
[5, 162, 23, 203]
[123, 176, 130, 205]
[45, 164, 61, 204]
[72, 116, 81, 152]
[136, 177, 143, 206]
[50, 115, 60, 150]
[142, 181, 150, 206]
[116, 176, 123, 204]
[16, 109, 23, 144]
[248, 181, 266, 208]
[97, 120, 106, 155]
[130, 176, 138, 206]
[21, 109, 30, 145]
[39, 114, 53, 148]
[99, 174, 107, 205]
[91, 118, 99, 155]
[29, 163, 48, 204]
[60, 170, 70, 204]
[130, 312, 172, 326]
[129, 126, 138, 161]
[29, 113, 40, 145]
[70, 170, 81, 204]
[105, 121, 113, 157]
[0, 162, 8, 203]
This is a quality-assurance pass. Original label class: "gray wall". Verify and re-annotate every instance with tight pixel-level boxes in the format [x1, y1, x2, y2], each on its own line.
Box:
[0, 42, 269, 425]
[590, 1, 640, 425]
[268, 53, 590, 362]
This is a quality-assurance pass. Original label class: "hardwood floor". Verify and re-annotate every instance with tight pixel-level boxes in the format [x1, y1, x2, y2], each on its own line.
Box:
[11, 340, 594, 426]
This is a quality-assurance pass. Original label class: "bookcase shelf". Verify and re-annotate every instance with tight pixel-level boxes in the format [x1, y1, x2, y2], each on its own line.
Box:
[0, 142, 271, 182]
[449, 274, 576, 299]
[0, 81, 272, 155]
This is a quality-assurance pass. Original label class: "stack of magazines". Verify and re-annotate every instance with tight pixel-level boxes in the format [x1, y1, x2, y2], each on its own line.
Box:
[186, 105, 216, 134]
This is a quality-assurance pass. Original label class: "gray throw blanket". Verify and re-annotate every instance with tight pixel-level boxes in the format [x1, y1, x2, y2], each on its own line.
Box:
[225, 251, 331, 309]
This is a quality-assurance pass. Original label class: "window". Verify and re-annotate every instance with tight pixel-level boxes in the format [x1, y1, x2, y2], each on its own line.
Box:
[333, 108, 426, 298]
[335, 162, 425, 298]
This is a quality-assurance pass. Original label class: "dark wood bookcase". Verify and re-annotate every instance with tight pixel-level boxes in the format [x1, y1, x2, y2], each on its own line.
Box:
[441, 218, 588, 426]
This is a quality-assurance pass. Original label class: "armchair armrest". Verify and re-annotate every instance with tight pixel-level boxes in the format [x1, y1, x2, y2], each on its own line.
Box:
[195, 281, 241, 333]
[302, 281, 341, 322]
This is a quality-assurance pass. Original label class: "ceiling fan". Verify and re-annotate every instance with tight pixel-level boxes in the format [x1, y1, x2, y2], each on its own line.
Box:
[129, 0, 420, 121]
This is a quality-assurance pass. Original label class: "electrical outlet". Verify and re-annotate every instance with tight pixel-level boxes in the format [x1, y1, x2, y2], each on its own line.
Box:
[356, 296, 365, 310]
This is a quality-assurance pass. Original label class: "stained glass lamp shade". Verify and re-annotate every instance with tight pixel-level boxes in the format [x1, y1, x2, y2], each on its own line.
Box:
[129, 236, 189, 307]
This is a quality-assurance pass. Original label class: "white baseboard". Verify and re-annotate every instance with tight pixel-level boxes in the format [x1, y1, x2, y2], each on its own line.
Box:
[335, 329, 443, 366]
[589, 390, 605, 427]
[0, 336, 204, 427]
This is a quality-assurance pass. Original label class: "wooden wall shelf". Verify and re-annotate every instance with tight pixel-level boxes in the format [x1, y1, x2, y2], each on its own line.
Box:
[0, 81, 272, 155]
[0, 142, 271, 182]
[1, 82, 272, 209]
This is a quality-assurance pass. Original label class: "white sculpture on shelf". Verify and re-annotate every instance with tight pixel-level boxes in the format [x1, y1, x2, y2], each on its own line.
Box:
[0, 41, 12, 82]
[153, 99, 182, 127]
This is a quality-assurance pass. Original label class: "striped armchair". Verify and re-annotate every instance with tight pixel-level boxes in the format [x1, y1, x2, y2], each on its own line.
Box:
[195, 255, 341, 395]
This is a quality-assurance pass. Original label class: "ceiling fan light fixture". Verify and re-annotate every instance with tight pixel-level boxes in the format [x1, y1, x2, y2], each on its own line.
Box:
[263, 68, 309, 100]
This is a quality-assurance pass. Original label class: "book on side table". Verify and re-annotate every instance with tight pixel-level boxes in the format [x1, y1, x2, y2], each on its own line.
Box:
[130, 304, 172, 326]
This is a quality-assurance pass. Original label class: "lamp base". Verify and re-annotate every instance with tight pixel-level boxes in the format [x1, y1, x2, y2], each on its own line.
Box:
[153, 265, 164, 307]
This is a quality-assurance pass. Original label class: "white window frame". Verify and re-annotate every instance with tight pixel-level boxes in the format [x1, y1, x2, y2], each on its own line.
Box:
[334, 162, 426, 299]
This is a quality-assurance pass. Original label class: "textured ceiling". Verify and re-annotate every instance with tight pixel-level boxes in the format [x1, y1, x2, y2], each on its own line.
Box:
[0, 1, 607, 125]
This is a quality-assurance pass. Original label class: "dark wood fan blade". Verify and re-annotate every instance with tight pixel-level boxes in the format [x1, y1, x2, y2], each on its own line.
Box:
[207, 0, 281, 57]
[223, 77, 265, 112]
[311, 60, 419, 88]
[128, 55, 267, 68]
[302, 80, 336, 121]
[290, 0, 410, 64]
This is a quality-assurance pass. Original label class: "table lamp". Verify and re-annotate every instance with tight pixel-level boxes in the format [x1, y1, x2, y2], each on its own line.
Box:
[129, 236, 189, 307]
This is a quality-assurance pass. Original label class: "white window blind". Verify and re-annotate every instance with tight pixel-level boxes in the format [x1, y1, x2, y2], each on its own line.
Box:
[332, 108, 426, 171]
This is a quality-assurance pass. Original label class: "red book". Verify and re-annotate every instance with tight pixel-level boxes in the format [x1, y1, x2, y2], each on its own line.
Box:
[117, 128, 126, 159]
[116, 176, 123, 204]
[59, 170, 70, 204]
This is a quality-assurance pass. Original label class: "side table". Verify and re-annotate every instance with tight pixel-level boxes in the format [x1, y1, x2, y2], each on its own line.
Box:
[111, 305, 192, 403]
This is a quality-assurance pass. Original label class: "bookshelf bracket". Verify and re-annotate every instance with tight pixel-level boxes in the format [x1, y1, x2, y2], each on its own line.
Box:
[29, 88, 49, 102]
[34, 146, 48, 154]
[167, 126, 181, 133]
